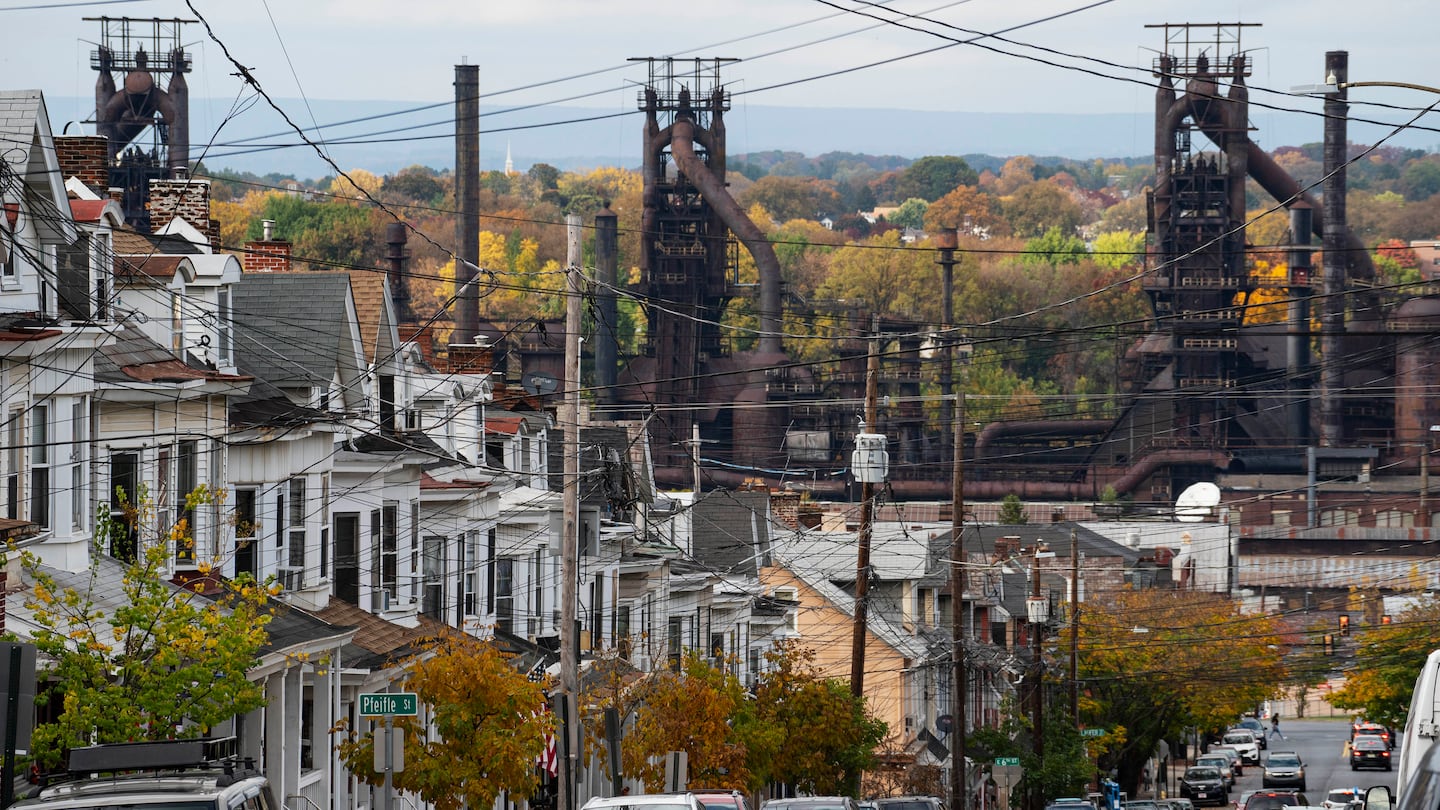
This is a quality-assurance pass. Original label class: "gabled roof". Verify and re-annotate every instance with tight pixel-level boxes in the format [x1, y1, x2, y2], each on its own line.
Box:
[771, 553, 929, 659]
[115, 254, 192, 281]
[232, 272, 360, 388]
[0, 91, 73, 245]
[347, 271, 395, 365]
[69, 198, 121, 223]
[691, 490, 774, 576]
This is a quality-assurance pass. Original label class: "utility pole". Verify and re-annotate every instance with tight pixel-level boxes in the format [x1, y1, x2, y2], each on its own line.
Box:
[851, 316, 882, 696]
[1028, 552, 1046, 810]
[1069, 527, 1079, 719]
[559, 214, 583, 810]
[950, 391, 967, 810]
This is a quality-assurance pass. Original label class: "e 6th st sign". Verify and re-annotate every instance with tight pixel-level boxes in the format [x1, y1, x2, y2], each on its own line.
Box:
[359, 693, 418, 717]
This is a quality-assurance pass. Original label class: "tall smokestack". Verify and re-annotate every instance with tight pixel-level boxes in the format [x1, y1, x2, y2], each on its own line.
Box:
[594, 203, 619, 403]
[454, 63, 480, 345]
[386, 222, 412, 324]
[1319, 50, 1348, 447]
[1288, 202, 1313, 445]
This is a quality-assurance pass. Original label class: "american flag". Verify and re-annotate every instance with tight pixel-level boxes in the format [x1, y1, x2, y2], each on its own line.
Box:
[538, 732, 558, 777]
[534, 704, 558, 777]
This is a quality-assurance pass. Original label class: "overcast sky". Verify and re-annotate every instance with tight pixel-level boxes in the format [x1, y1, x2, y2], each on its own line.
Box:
[3, 0, 1438, 157]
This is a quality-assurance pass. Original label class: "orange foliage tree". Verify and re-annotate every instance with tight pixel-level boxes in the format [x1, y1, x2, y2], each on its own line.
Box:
[335, 633, 553, 810]
[622, 653, 759, 791]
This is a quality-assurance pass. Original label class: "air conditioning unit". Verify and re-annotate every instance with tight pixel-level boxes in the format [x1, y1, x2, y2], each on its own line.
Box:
[373, 590, 391, 613]
[278, 568, 304, 592]
[632, 654, 652, 672]
[527, 617, 540, 639]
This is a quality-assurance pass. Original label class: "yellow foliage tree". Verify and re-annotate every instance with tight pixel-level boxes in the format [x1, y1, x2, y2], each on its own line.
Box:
[328, 168, 384, 201]
[335, 633, 553, 810]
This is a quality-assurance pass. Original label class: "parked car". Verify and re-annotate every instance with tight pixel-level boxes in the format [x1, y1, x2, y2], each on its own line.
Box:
[1209, 746, 1245, 777]
[1262, 751, 1307, 790]
[763, 799, 858, 810]
[11, 740, 275, 810]
[1196, 754, 1236, 788]
[1179, 766, 1229, 807]
[1224, 730, 1261, 764]
[1168, 800, 1196, 810]
[695, 792, 751, 810]
[1123, 801, 1160, 810]
[873, 798, 946, 810]
[585, 797, 703, 810]
[1235, 717, 1269, 750]
[1351, 736, 1393, 770]
[1239, 791, 1309, 810]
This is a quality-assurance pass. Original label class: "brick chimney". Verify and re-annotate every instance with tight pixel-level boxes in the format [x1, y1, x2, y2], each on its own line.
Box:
[447, 341, 494, 375]
[770, 488, 801, 530]
[400, 323, 435, 366]
[243, 220, 293, 273]
[994, 535, 1021, 562]
[147, 177, 212, 243]
[54, 136, 110, 192]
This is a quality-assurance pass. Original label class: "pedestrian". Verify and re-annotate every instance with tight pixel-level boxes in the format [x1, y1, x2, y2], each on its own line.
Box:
[1270, 713, 1285, 740]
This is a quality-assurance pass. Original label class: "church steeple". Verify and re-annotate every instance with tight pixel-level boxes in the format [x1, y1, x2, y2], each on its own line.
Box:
[504, 141, 514, 176]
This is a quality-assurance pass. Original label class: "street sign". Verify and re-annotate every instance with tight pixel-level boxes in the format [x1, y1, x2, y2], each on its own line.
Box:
[994, 757, 1021, 766]
[1081, 728, 1106, 738]
[359, 693, 418, 716]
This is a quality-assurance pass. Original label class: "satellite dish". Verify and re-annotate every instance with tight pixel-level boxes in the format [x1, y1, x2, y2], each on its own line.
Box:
[1174, 482, 1221, 523]
[521, 371, 559, 397]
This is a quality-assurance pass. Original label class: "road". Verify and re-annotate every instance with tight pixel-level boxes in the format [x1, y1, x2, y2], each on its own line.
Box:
[1166, 719, 1399, 805]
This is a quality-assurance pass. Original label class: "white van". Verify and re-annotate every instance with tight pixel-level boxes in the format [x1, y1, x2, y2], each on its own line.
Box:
[1397, 648, 1440, 797]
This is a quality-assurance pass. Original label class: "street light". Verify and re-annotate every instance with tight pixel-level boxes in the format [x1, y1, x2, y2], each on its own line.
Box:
[1292, 76, 1440, 96]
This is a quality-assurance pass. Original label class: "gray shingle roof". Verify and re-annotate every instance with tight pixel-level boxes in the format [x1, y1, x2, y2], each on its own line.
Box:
[0, 91, 43, 170]
[232, 273, 352, 386]
[691, 490, 773, 575]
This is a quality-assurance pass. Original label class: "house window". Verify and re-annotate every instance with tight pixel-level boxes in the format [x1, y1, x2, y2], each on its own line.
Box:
[5, 411, 21, 520]
[590, 572, 605, 650]
[422, 535, 444, 620]
[334, 513, 360, 605]
[667, 616, 684, 672]
[286, 477, 305, 575]
[216, 289, 233, 363]
[616, 604, 632, 660]
[171, 292, 184, 354]
[175, 440, 197, 559]
[57, 233, 91, 320]
[29, 403, 49, 528]
[495, 558, 514, 633]
[234, 488, 258, 578]
[70, 398, 88, 531]
[380, 502, 398, 602]
[462, 530, 479, 618]
[0, 211, 13, 278]
[532, 548, 544, 626]
[520, 436, 532, 473]
[106, 451, 139, 561]
[410, 500, 419, 601]
[486, 527, 497, 612]
[710, 632, 724, 663]
[319, 475, 330, 581]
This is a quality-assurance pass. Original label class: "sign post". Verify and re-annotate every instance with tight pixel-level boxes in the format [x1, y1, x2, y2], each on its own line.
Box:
[360, 693, 418, 810]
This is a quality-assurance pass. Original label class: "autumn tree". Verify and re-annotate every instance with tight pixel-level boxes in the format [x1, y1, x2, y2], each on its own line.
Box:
[815, 231, 939, 319]
[1091, 230, 1144, 271]
[923, 185, 1009, 237]
[741, 176, 842, 222]
[1002, 180, 1085, 238]
[23, 491, 273, 769]
[1077, 589, 1285, 795]
[889, 197, 929, 230]
[624, 653, 759, 792]
[1329, 597, 1440, 728]
[336, 632, 553, 810]
[1023, 226, 1087, 265]
[752, 642, 887, 794]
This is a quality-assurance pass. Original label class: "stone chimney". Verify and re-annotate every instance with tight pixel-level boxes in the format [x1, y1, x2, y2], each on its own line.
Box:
[147, 178, 212, 241]
[54, 136, 110, 192]
[994, 535, 1021, 562]
[243, 221, 293, 273]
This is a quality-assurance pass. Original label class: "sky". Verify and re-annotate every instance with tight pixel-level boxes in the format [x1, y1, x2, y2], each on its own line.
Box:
[2, 0, 1438, 170]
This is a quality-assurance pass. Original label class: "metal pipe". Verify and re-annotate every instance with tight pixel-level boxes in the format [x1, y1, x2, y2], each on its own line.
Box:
[453, 64, 480, 346]
[974, 420, 1113, 459]
[668, 116, 783, 354]
[386, 222, 412, 324]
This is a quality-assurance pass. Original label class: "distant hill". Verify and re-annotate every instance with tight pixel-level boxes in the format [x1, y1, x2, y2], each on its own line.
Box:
[42, 95, 1439, 180]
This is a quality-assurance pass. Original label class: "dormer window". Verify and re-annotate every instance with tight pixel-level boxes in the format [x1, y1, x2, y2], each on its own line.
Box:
[0, 205, 14, 279]
[57, 233, 92, 320]
[216, 289, 232, 363]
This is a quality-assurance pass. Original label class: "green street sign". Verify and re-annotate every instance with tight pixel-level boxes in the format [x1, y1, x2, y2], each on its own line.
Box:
[994, 757, 1021, 766]
[359, 692, 418, 716]
[1081, 728, 1106, 738]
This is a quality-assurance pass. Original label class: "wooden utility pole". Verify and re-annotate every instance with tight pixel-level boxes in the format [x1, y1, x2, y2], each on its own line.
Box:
[559, 214, 583, 810]
[850, 318, 881, 696]
[1069, 527, 1080, 719]
[1029, 552, 1044, 810]
[950, 391, 967, 810]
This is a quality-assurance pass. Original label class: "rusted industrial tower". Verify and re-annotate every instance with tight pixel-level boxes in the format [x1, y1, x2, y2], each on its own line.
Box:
[620, 57, 799, 484]
[87, 16, 193, 230]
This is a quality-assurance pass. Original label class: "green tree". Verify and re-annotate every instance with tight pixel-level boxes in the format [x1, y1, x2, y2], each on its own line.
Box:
[889, 197, 929, 230]
[753, 641, 887, 794]
[1091, 230, 1144, 271]
[970, 701, 1097, 808]
[1329, 598, 1440, 728]
[335, 632, 553, 810]
[999, 493, 1029, 525]
[1023, 227, 1087, 266]
[23, 492, 273, 769]
[897, 155, 979, 202]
